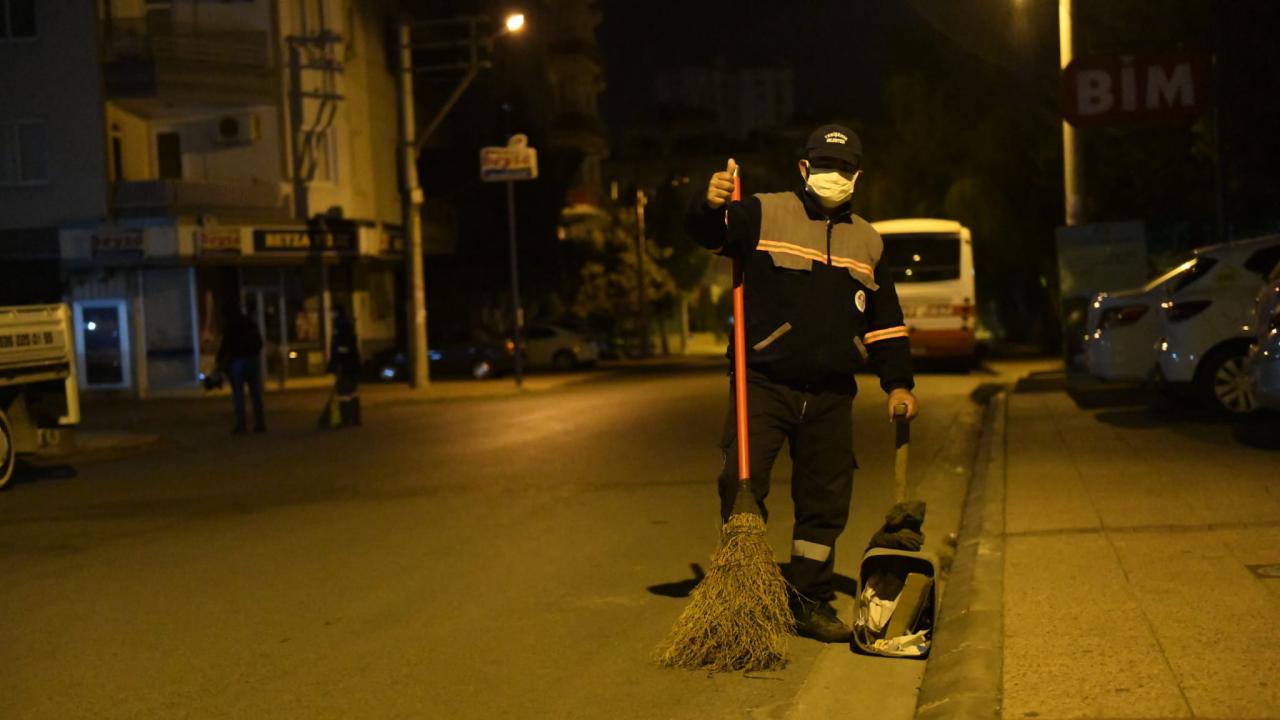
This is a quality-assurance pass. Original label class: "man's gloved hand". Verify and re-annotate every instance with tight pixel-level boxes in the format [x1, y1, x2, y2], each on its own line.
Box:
[704, 158, 738, 209]
[887, 387, 919, 422]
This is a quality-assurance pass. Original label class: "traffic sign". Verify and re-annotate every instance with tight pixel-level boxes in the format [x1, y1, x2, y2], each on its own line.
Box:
[480, 133, 539, 182]
[1062, 53, 1210, 128]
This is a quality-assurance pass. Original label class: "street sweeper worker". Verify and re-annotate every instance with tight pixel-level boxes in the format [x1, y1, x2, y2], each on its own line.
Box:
[686, 123, 918, 644]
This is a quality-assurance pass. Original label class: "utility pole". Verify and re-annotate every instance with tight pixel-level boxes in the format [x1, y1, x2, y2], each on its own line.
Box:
[394, 19, 429, 389]
[1059, 0, 1083, 226]
[507, 179, 524, 386]
[390, 13, 524, 388]
[635, 189, 651, 358]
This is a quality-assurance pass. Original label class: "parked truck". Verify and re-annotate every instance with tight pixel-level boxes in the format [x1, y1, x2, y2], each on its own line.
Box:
[0, 304, 81, 489]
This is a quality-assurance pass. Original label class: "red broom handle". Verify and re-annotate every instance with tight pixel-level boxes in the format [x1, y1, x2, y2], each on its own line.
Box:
[730, 169, 749, 482]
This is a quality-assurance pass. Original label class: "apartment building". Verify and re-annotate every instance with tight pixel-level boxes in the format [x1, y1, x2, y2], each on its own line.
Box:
[0, 0, 403, 395]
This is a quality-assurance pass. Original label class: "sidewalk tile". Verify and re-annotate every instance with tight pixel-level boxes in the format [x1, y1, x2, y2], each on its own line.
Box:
[1004, 532, 1191, 719]
[1002, 391, 1280, 720]
[1110, 530, 1280, 718]
[1005, 396, 1100, 535]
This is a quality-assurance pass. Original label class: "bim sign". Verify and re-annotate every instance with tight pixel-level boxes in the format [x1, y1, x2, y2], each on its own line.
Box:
[1062, 53, 1210, 127]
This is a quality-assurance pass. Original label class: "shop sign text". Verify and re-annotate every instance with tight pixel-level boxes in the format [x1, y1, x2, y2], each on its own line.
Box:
[197, 229, 242, 254]
[253, 229, 356, 254]
[92, 231, 145, 258]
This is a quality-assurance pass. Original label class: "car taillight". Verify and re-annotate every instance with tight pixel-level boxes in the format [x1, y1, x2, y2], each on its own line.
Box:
[1099, 304, 1148, 329]
[505, 339, 515, 353]
[1165, 300, 1212, 323]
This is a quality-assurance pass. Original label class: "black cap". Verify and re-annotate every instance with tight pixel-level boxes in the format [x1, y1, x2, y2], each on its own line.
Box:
[804, 123, 862, 167]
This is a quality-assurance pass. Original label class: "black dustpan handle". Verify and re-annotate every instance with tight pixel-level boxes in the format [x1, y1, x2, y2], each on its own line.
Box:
[893, 403, 910, 503]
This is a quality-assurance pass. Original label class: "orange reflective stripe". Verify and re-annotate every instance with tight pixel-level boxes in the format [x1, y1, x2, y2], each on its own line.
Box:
[756, 239, 875, 277]
[864, 326, 909, 344]
[757, 239, 825, 263]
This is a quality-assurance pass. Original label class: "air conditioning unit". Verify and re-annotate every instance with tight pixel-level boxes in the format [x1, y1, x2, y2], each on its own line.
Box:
[212, 113, 260, 146]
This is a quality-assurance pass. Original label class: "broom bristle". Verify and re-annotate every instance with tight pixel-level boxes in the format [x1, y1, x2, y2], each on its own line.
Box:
[655, 513, 794, 672]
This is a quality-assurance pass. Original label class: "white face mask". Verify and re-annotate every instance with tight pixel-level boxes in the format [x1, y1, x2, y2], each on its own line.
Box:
[803, 163, 857, 208]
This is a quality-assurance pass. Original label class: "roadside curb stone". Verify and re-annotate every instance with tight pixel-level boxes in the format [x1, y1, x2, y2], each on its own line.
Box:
[915, 391, 1006, 720]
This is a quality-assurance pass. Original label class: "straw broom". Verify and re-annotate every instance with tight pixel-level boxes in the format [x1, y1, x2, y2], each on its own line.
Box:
[656, 166, 793, 672]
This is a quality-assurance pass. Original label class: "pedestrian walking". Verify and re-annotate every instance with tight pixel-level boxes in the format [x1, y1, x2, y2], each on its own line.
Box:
[328, 304, 361, 427]
[216, 302, 266, 434]
[685, 124, 919, 643]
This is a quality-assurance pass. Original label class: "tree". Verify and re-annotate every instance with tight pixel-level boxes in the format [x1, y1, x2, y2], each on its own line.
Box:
[569, 199, 676, 356]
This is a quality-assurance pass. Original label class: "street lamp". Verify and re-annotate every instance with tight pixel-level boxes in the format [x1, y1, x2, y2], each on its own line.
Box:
[394, 13, 527, 388]
[1012, 0, 1081, 226]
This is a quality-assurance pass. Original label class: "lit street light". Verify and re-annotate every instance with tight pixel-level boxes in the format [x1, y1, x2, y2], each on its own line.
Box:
[394, 13, 527, 389]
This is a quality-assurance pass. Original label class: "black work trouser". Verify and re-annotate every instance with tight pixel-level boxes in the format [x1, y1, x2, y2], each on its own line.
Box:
[335, 372, 360, 426]
[718, 369, 856, 604]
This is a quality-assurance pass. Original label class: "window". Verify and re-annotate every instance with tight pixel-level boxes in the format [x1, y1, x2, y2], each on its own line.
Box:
[1169, 257, 1218, 293]
[1243, 244, 1280, 278]
[156, 131, 182, 180]
[1, 0, 36, 39]
[0, 120, 47, 185]
[881, 233, 962, 283]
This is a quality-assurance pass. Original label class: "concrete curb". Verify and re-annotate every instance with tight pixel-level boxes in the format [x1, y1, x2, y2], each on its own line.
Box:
[915, 391, 1006, 720]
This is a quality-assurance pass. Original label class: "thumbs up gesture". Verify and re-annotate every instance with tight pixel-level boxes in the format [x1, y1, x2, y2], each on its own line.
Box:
[704, 158, 738, 209]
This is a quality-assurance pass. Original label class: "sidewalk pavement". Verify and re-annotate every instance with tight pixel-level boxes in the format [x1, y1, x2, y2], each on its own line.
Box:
[920, 371, 1280, 720]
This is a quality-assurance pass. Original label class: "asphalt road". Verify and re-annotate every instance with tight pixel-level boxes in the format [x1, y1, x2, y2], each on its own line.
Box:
[0, 364, 991, 719]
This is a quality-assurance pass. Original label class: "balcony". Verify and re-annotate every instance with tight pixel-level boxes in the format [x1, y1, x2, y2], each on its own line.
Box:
[103, 19, 278, 110]
[113, 180, 287, 219]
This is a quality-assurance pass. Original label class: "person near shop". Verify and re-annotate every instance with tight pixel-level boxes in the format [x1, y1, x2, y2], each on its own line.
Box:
[328, 304, 362, 427]
[685, 123, 919, 643]
[216, 302, 267, 434]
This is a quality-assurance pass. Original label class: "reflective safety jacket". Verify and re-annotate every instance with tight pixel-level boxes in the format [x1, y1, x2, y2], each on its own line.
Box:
[686, 187, 914, 395]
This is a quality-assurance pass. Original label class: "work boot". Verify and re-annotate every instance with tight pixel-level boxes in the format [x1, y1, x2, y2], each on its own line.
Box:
[793, 599, 852, 643]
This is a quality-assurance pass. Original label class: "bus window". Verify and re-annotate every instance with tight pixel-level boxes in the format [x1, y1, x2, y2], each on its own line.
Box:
[881, 233, 962, 283]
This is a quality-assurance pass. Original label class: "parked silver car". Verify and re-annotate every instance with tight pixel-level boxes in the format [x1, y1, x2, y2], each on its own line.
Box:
[522, 324, 600, 371]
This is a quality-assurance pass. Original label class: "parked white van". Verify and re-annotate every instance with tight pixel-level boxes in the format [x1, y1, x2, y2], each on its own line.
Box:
[871, 218, 977, 362]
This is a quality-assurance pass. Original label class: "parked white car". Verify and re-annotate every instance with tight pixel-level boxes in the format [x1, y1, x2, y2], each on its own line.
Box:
[1154, 235, 1280, 414]
[1246, 263, 1280, 411]
[1083, 260, 1199, 381]
[522, 324, 599, 371]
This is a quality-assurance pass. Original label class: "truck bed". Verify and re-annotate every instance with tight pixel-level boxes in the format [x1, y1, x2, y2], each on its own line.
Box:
[0, 304, 75, 385]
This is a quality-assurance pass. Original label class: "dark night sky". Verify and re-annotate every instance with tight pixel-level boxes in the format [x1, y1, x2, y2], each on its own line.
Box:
[596, 0, 918, 128]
